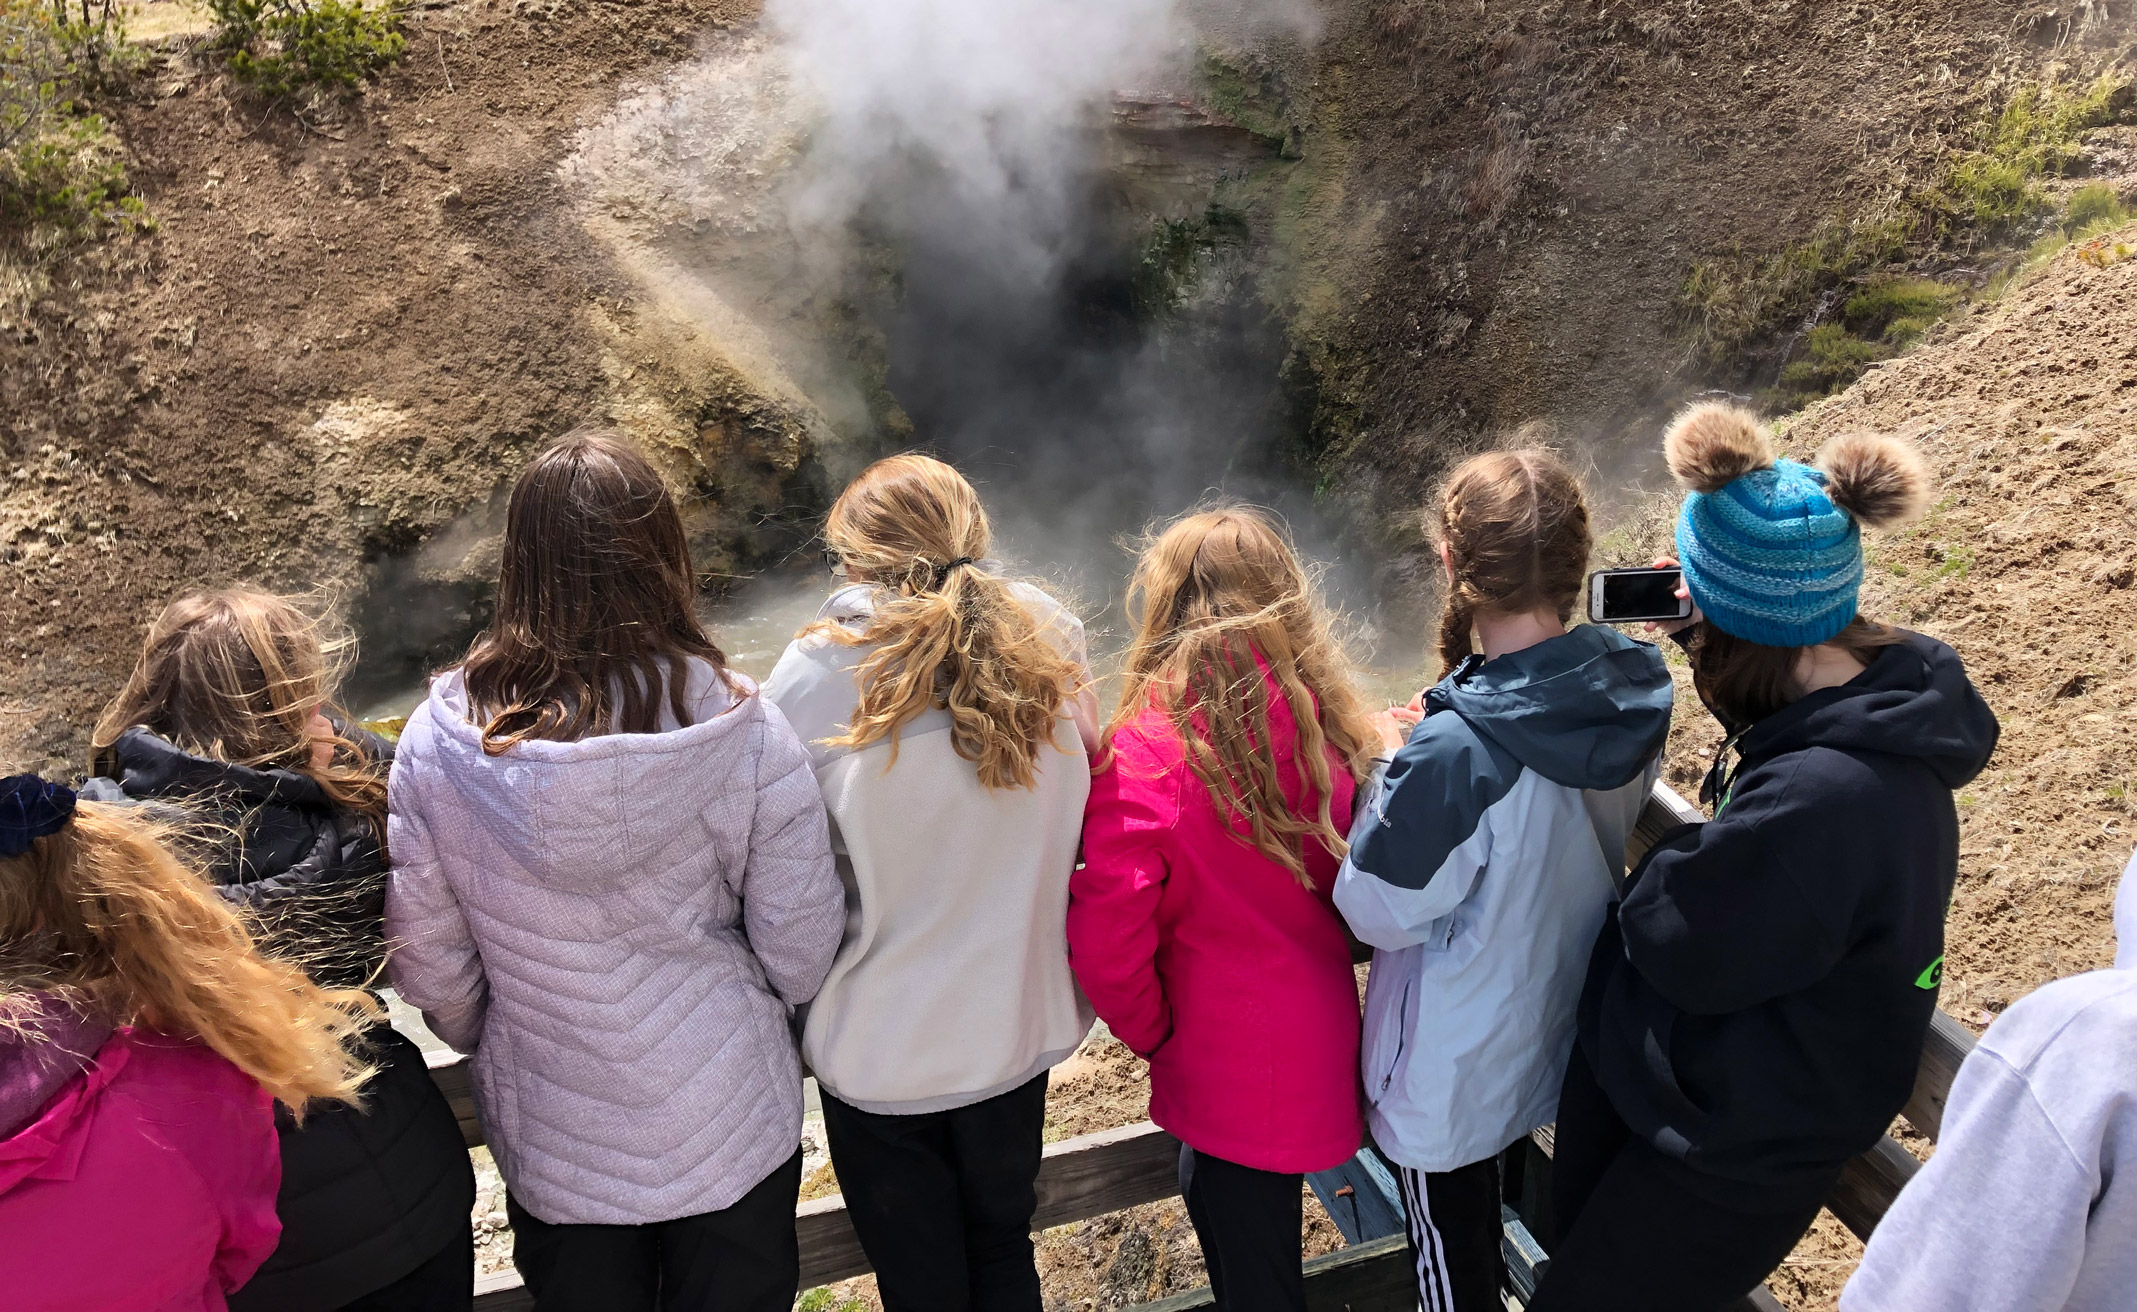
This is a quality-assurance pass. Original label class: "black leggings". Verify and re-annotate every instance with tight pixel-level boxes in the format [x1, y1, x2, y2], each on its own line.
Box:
[1180, 1146, 1305, 1312]
[507, 1151, 802, 1312]
[819, 1074, 1048, 1312]
[1527, 1050, 1831, 1312]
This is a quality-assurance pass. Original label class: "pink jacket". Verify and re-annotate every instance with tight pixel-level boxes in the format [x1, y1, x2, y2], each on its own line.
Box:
[0, 1024, 281, 1312]
[1069, 677, 1365, 1174]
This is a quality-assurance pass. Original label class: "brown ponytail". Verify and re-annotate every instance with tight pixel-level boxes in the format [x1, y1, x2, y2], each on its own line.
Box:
[1433, 450, 1592, 672]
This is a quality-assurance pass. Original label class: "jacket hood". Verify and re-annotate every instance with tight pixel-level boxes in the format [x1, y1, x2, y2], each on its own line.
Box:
[1430, 624, 1673, 790]
[100, 726, 328, 811]
[0, 995, 114, 1163]
[1738, 631, 1999, 790]
[421, 664, 760, 889]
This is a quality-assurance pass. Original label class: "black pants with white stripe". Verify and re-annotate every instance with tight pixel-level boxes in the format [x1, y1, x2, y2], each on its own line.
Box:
[1395, 1154, 1506, 1312]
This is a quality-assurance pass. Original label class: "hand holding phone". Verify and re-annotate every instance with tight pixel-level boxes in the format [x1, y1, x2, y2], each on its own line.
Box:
[1588, 562, 1696, 628]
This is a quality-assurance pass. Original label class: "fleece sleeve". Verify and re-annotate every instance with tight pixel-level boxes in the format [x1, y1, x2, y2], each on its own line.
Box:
[1333, 714, 1517, 951]
[1068, 750, 1179, 1058]
[382, 727, 490, 1053]
[206, 1081, 282, 1299]
[1616, 754, 1858, 1016]
[739, 700, 847, 1007]
[1841, 1046, 2088, 1312]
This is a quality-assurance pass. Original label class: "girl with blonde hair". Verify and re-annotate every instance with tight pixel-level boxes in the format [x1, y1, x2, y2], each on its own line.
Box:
[1334, 450, 1672, 1312]
[764, 453, 1098, 1312]
[83, 589, 476, 1312]
[0, 775, 375, 1311]
[1068, 506, 1377, 1312]
[387, 427, 844, 1312]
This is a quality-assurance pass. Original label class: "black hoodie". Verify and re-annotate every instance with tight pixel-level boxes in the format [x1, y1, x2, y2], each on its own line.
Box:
[1578, 631, 2000, 1208]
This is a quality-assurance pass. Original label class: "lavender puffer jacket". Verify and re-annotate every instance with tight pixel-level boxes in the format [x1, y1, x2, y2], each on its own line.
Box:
[385, 665, 844, 1225]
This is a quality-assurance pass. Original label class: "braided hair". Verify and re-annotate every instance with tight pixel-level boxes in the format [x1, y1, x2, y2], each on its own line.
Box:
[1434, 450, 1592, 672]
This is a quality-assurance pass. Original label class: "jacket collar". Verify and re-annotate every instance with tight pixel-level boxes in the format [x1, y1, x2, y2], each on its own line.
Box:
[0, 996, 113, 1141]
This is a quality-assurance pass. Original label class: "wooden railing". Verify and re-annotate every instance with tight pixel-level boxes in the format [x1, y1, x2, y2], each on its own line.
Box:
[435, 782, 1975, 1311]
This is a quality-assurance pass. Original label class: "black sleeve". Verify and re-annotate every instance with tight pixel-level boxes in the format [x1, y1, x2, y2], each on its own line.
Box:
[1618, 751, 1861, 1016]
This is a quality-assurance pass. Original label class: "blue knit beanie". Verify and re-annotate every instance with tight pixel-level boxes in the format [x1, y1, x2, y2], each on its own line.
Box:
[1665, 404, 1932, 649]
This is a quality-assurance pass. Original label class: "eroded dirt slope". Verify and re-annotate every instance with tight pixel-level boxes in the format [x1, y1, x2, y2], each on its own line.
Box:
[1, 0, 785, 771]
[1295, 0, 2135, 569]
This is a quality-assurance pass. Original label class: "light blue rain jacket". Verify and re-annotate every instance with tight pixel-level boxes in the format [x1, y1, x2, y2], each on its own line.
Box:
[1335, 624, 1673, 1172]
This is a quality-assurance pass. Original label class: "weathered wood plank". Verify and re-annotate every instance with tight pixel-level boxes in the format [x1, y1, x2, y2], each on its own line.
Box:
[1129, 1232, 1414, 1312]
[796, 1193, 871, 1288]
[1630, 779, 1704, 863]
[1827, 1133, 1924, 1243]
[425, 1049, 482, 1149]
[1035, 1120, 1182, 1228]
[1901, 1009, 1974, 1141]
[473, 1269, 531, 1312]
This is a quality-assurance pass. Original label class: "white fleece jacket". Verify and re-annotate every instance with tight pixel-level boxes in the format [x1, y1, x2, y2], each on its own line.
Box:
[765, 580, 1097, 1114]
[1842, 852, 2137, 1312]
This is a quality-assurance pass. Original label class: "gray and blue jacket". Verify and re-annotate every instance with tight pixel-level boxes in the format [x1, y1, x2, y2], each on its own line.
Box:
[1335, 623, 1672, 1172]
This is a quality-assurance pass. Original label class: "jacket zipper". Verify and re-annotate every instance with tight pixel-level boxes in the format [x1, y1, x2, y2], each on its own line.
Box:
[1378, 979, 1413, 1096]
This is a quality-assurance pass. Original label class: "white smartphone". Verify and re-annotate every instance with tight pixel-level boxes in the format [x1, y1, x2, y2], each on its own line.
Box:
[1588, 567, 1694, 624]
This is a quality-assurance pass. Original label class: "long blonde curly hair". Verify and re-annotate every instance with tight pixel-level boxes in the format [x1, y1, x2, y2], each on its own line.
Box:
[1109, 507, 1379, 886]
[92, 589, 387, 829]
[814, 454, 1087, 790]
[0, 803, 379, 1116]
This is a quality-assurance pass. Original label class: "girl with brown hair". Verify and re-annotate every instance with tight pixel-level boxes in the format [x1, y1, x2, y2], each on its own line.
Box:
[763, 453, 1097, 1312]
[1068, 507, 1378, 1312]
[0, 774, 375, 1311]
[83, 590, 476, 1312]
[385, 427, 845, 1312]
[1531, 408, 1998, 1312]
[1333, 450, 1673, 1312]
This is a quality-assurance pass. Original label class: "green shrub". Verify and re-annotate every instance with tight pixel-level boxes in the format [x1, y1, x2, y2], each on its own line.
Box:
[1777, 323, 1893, 396]
[0, 110, 149, 247]
[2063, 182, 2129, 237]
[1928, 75, 2131, 237]
[0, 0, 148, 256]
[208, 0, 404, 96]
[1, 0, 64, 153]
[1842, 275, 1960, 347]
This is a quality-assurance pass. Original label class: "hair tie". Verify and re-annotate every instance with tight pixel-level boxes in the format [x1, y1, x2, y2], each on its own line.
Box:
[931, 556, 976, 586]
[0, 774, 77, 858]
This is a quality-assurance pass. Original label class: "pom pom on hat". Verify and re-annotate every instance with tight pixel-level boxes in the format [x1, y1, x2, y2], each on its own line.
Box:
[1665, 402, 1774, 494]
[1816, 432, 1932, 529]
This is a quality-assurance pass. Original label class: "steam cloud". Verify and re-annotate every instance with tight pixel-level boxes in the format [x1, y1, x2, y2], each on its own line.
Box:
[764, 0, 1340, 609]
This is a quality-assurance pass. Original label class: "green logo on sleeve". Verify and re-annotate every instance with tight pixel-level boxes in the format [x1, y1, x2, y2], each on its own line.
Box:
[1915, 956, 1944, 990]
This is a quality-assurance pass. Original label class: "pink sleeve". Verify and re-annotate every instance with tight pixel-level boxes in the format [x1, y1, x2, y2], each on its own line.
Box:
[1068, 744, 1178, 1058]
[211, 1080, 284, 1294]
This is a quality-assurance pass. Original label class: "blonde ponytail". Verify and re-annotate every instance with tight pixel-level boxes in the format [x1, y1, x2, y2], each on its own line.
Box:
[1, 802, 378, 1117]
[815, 455, 1086, 790]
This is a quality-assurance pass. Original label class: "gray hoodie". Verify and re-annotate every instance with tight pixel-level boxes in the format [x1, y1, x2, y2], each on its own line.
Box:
[1334, 624, 1673, 1172]
[1842, 852, 2137, 1312]
[384, 662, 845, 1225]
